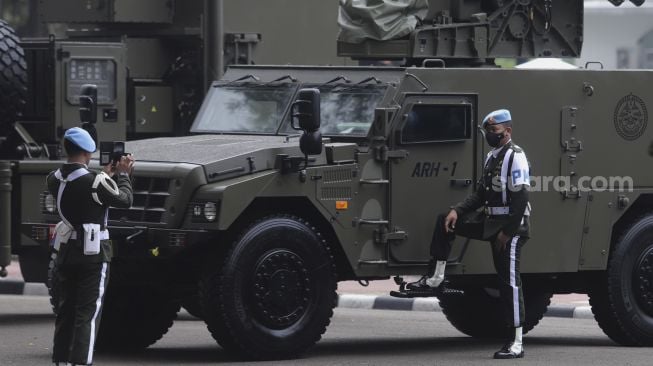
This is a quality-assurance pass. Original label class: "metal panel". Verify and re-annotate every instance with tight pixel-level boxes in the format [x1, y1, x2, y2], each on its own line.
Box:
[113, 0, 174, 23]
[579, 192, 618, 270]
[40, 0, 111, 23]
[55, 41, 127, 143]
[125, 39, 174, 79]
[133, 86, 174, 134]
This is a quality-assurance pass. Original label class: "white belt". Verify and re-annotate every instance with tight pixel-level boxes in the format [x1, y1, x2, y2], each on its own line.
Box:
[70, 230, 110, 240]
[485, 206, 510, 215]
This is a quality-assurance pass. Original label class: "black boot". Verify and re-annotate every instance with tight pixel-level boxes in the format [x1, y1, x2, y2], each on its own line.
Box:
[406, 275, 432, 291]
[405, 259, 455, 293]
[493, 327, 524, 359]
[401, 277, 462, 296]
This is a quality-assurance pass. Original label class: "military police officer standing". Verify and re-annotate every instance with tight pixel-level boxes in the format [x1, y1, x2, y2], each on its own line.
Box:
[48, 127, 134, 366]
[407, 109, 531, 359]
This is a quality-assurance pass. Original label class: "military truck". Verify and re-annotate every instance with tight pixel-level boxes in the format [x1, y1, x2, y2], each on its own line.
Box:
[0, 0, 348, 280]
[15, 0, 653, 361]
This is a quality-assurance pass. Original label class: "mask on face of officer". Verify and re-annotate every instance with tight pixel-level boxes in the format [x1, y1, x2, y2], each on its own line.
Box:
[485, 130, 505, 147]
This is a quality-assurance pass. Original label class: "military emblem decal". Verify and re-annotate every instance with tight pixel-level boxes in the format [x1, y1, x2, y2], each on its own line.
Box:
[614, 93, 648, 141]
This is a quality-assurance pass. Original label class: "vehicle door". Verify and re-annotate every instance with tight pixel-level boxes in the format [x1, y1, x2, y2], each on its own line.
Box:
[388, 94, 478, 263]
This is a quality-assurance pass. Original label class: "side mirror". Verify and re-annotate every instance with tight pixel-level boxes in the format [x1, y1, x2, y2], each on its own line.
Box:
[79, 84, 97, 124]
[291, 88, 320, 132]
[291, 88, 322, 156]
[300, 131, 323, 156]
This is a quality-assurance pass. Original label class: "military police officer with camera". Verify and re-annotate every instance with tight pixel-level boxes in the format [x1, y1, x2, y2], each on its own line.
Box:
[407, 109, 532, 359]
[48, 127, 134, 366]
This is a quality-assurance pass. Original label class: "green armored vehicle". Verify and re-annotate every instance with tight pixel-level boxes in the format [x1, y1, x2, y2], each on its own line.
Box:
[0, 0, 347, 279]
[15, 0, 653, 360]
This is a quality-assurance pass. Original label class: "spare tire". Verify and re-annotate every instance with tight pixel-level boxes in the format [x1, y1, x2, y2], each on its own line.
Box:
[0, 19, 27, 135]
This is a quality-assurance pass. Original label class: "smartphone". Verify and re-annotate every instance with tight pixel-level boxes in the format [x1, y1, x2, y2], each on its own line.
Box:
[100, 141, 126, 166]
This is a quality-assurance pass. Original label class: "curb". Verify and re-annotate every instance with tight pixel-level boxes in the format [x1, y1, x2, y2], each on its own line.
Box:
[0, 281, 593, 320]
[337, 294, 594, 319]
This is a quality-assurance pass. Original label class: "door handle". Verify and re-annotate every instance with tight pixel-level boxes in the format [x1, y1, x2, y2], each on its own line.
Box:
[450, 179, 473, 187]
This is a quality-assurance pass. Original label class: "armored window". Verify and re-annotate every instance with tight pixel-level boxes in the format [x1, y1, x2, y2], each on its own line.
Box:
[401, 104, 472, 144]
[191, 84, 297, 134]
[281, 84, 387, 136]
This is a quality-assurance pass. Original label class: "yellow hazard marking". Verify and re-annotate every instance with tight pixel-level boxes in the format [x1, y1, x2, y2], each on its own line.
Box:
[151, 106, 158, 113]
[151, 247, 160, 257]
[336, 201, 348, 210]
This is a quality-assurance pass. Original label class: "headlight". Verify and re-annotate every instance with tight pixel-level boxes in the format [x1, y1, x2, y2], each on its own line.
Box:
[203, 202, 218, 222]
[44, 193, 56, 213]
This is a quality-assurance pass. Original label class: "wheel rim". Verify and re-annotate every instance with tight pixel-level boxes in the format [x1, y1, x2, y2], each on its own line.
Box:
[633, 245, 653, 317]
[250, 249, 312, 330]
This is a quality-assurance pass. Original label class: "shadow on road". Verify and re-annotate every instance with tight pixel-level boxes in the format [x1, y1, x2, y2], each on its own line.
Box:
[98, 346, 230, 364]
[308, 335, 618, 358]
[526, 336, 616, 347]
[97, 335, 619, 364]
[0, 312, 55, 326]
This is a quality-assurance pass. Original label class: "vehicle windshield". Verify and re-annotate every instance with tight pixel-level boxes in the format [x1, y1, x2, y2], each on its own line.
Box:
[283, 85, 387, 136]
[191, 84, 296, 133]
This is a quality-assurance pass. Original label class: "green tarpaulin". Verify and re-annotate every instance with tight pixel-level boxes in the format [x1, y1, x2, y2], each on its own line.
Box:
[338, 0, 429, 43]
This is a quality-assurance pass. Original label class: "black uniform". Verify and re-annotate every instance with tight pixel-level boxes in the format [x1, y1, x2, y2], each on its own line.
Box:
[47, 163, 132, 365]
[432, 141, 530, 329]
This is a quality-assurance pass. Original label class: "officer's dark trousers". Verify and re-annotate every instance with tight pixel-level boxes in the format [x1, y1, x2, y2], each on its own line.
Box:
[53, 261, 110, 365]
[431, 213, 527, 328]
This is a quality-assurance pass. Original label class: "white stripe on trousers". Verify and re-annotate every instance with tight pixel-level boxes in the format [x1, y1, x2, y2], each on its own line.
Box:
[87, 262, 108, 365]
[509, 235, 520, 327]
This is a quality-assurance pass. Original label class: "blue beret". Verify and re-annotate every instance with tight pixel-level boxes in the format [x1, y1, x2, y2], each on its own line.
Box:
[482, 109, 512, 128]
[64, 127, 96, 153]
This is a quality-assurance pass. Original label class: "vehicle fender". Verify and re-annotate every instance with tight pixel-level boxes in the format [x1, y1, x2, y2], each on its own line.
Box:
[193, 170, 279, 231]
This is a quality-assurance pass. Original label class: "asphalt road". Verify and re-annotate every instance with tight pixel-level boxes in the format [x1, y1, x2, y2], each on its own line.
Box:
[1, 295, 651, 366]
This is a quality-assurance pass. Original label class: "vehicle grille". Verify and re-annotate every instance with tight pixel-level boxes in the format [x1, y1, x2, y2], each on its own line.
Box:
[323, 167, 353, 183]
[108, 176, 171, 223]
[320, 186, 352, 200]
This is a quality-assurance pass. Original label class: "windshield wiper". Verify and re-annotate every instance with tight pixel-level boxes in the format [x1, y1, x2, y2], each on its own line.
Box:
[265, 75, 298, 85]
[223, 74, 261, 85]
[356, 76, 383, 85]
[318, 75, 351, 87]
[332, 76, 387, 93]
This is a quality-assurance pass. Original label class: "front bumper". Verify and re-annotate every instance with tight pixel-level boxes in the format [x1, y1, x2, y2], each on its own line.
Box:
[21, 222, 215, 258]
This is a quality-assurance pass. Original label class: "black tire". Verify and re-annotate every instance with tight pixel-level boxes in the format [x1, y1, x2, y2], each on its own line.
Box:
[439, 284, 552, 338]
[96, 285, 180, 350]
[588, 214, 653, 346]
[47, 252, 59, 314]
[0, 19, 27, 134]
[200, 215, 337, 360]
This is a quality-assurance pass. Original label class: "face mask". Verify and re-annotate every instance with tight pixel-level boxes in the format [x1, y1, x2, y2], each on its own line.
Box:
[484, 131, 504, 148]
